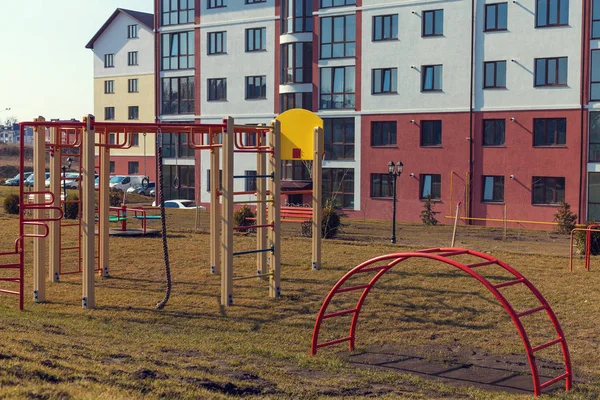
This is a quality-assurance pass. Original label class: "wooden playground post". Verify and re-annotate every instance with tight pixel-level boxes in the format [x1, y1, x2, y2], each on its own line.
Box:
[81, 115, 96, 309]
[33, 116, 46, 303]
[99, 130, 110, 277]
[256, 131, 268, 278]
[49, 127, 61, 282]
[221, 117, 234, 306]
[312, 126, 323, 271]
[268, 119, 281, 298]
[210, 142, 220, 275]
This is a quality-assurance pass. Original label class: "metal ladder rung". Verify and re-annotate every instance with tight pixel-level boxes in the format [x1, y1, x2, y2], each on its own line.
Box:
[532, 337, 563, 353]
[516, 305, 547, 318]
[335, 284, 369, 294]
[356, 265, 390, 274]
[0, 278, 20, 282]
[465, 260, 498, 268]
[494, 278, 525, 289]
[0, 264, 21, 269]
[437, 250, 470, 257]
[540, 372, 570, 389]
[0, 289, 20, 295]
[315, 336, 352, 348]
[60, 246, 80, 251]
[323, 308, 358, 319]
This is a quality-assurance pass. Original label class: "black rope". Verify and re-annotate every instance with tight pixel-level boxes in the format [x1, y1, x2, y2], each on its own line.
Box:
[156, 146, 172, 310]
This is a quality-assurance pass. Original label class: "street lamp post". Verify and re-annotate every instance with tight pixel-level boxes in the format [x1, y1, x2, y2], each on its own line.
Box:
[387, 160, 403, 244]
[62, 157, 73, 212]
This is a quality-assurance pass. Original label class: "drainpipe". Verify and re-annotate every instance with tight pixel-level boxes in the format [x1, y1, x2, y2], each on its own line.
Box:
[579, 0, 588, 224]
[468, 0, 476, 224]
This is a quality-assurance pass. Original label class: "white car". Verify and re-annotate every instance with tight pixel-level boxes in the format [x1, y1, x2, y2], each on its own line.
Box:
[151, 200, 206, 210]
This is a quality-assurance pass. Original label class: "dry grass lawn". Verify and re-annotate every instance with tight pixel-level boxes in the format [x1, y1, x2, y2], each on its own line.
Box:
[0, 186, 599, 399]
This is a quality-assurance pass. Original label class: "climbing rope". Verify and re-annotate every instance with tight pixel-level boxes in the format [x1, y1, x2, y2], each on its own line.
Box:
[156, 145, 172, 310]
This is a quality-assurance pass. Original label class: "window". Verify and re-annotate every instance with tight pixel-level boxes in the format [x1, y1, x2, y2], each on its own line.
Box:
[420, 174, 442, 200]
[590, 112, 600, 161]
[320, 66, 355, 109]
[104, 54, 114, 68]
[324, 118, 355, 160]
[208, 31, 226, 55]
[132, 133, 139, 147]
[532, 176, 565, 204]
[483, 119, 506, 146]
[162, 133, 194, 158]
[484, 61, 506, 89]
[128, 51, 138, 66]
[371, 121, 397, 146]
[128, 106, 139, 120]
[161, 77, 195, 114]
[373, 15, 398, 41]
[482, 176, 504, 202]
[535, 57, 568, 86]
[280, 93, 313, 112]
[164, 165, 195, 200]
[536, 0, 569, 27]
[591, 50, 600, 101]
[422, 9, 443, 36]
[370, 173, 393, 198]
[281, 42, 313, 84]
[589, 172, 600, 220]
[320, 15, 356, 59]
[128, 24, 138, 38]
[208, 78, 227, 101]
[323, 168, 354, 209]
[162, 31, 195, 70]
[128, 162, 139, 174]
[485, 3, 508, 31]
[161, 0, 195, 25]
[533, 118, 566, 146]
[109, 161, 115, 174]
[105, 107, 115, 120]
[321, 0, 355, 8]
[372, 68, 397, 94]
[109, 133, 116, 145]
[246, 28, 266, 52]
[206, 169, 223, 192]
[209, 0, 226, 8]
[104, 80, 114, 94]
[246, 76, 267, 99]
[282, 0, 313, 33]
[128, 79, 138, 93]
[282, 160, 311, 180]
[593, 0, 600, 38]
[421, 120, 442, 146]
[422, 65, 443, 91]
[246, 0, 266, 4]
[245, 171, 257, 191]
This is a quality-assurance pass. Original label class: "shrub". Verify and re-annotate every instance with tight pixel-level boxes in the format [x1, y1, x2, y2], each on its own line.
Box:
[420, 195, 439, 226]
[574, 221, 600, 256]
[234, 205, 256, 232]
[322, 199, 343, 239]
[554, 201, 577, 235]
[64, 193, 79, 220]
[109, 189, 124, 207]
[3, 194, 19, 215]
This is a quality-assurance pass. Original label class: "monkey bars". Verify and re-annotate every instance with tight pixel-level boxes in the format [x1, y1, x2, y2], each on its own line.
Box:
[311, 248, 572, 397]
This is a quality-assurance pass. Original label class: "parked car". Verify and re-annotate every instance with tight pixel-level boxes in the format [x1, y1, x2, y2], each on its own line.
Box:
[45, 172, 79, 189]
[24, 172, 50, 187]
[127, 182, 155, 196]
[4, 172, 33, 186]
[109, 175, 146, 192]
[151, 199, 206, 210]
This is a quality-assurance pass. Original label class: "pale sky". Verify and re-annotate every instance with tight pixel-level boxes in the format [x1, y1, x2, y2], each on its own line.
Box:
[0, 0, 154, 124]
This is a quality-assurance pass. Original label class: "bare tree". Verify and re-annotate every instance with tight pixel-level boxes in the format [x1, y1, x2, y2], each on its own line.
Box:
[4, 117, 17, 128]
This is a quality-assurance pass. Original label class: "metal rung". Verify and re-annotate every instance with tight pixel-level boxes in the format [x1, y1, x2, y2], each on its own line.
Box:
[232, 272, 274, 281]
[60, 246, 80, 251]
[0, 264, 21, 269]
[466, 260, 498, 268]
[494, 278, 525, 289]
[316, 336, 352, 348]
[532, 337, 563, 353]
[335, 284, 370, 294]
[540, 372, 570, 389]
[323, 308, 358, 319]
[0, 278, 20, 282]
[437, 250, 470, 257]
[0, 289, 20, 295]
[61, 223, 80, 227]
[233, 247, 274, 256]
[59, 270, 83, 275]
[517, 305, 547, 318]
[357, 265, 390, 274]
[233, 174, 274, 179]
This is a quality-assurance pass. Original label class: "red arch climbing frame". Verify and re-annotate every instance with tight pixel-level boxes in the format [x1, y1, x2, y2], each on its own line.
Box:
[311, 248, 572, 397]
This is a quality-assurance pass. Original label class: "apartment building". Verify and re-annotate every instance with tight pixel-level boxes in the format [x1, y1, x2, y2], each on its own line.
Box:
[86, 8, 157, 181]
[154, 0, 600, 227]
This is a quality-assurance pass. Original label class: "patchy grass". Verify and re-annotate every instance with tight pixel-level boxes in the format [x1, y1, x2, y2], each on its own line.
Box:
[0, 186, 598, 399]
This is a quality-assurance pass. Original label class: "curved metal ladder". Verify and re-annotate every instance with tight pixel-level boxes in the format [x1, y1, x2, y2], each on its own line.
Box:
[311, 248, 572, 397]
